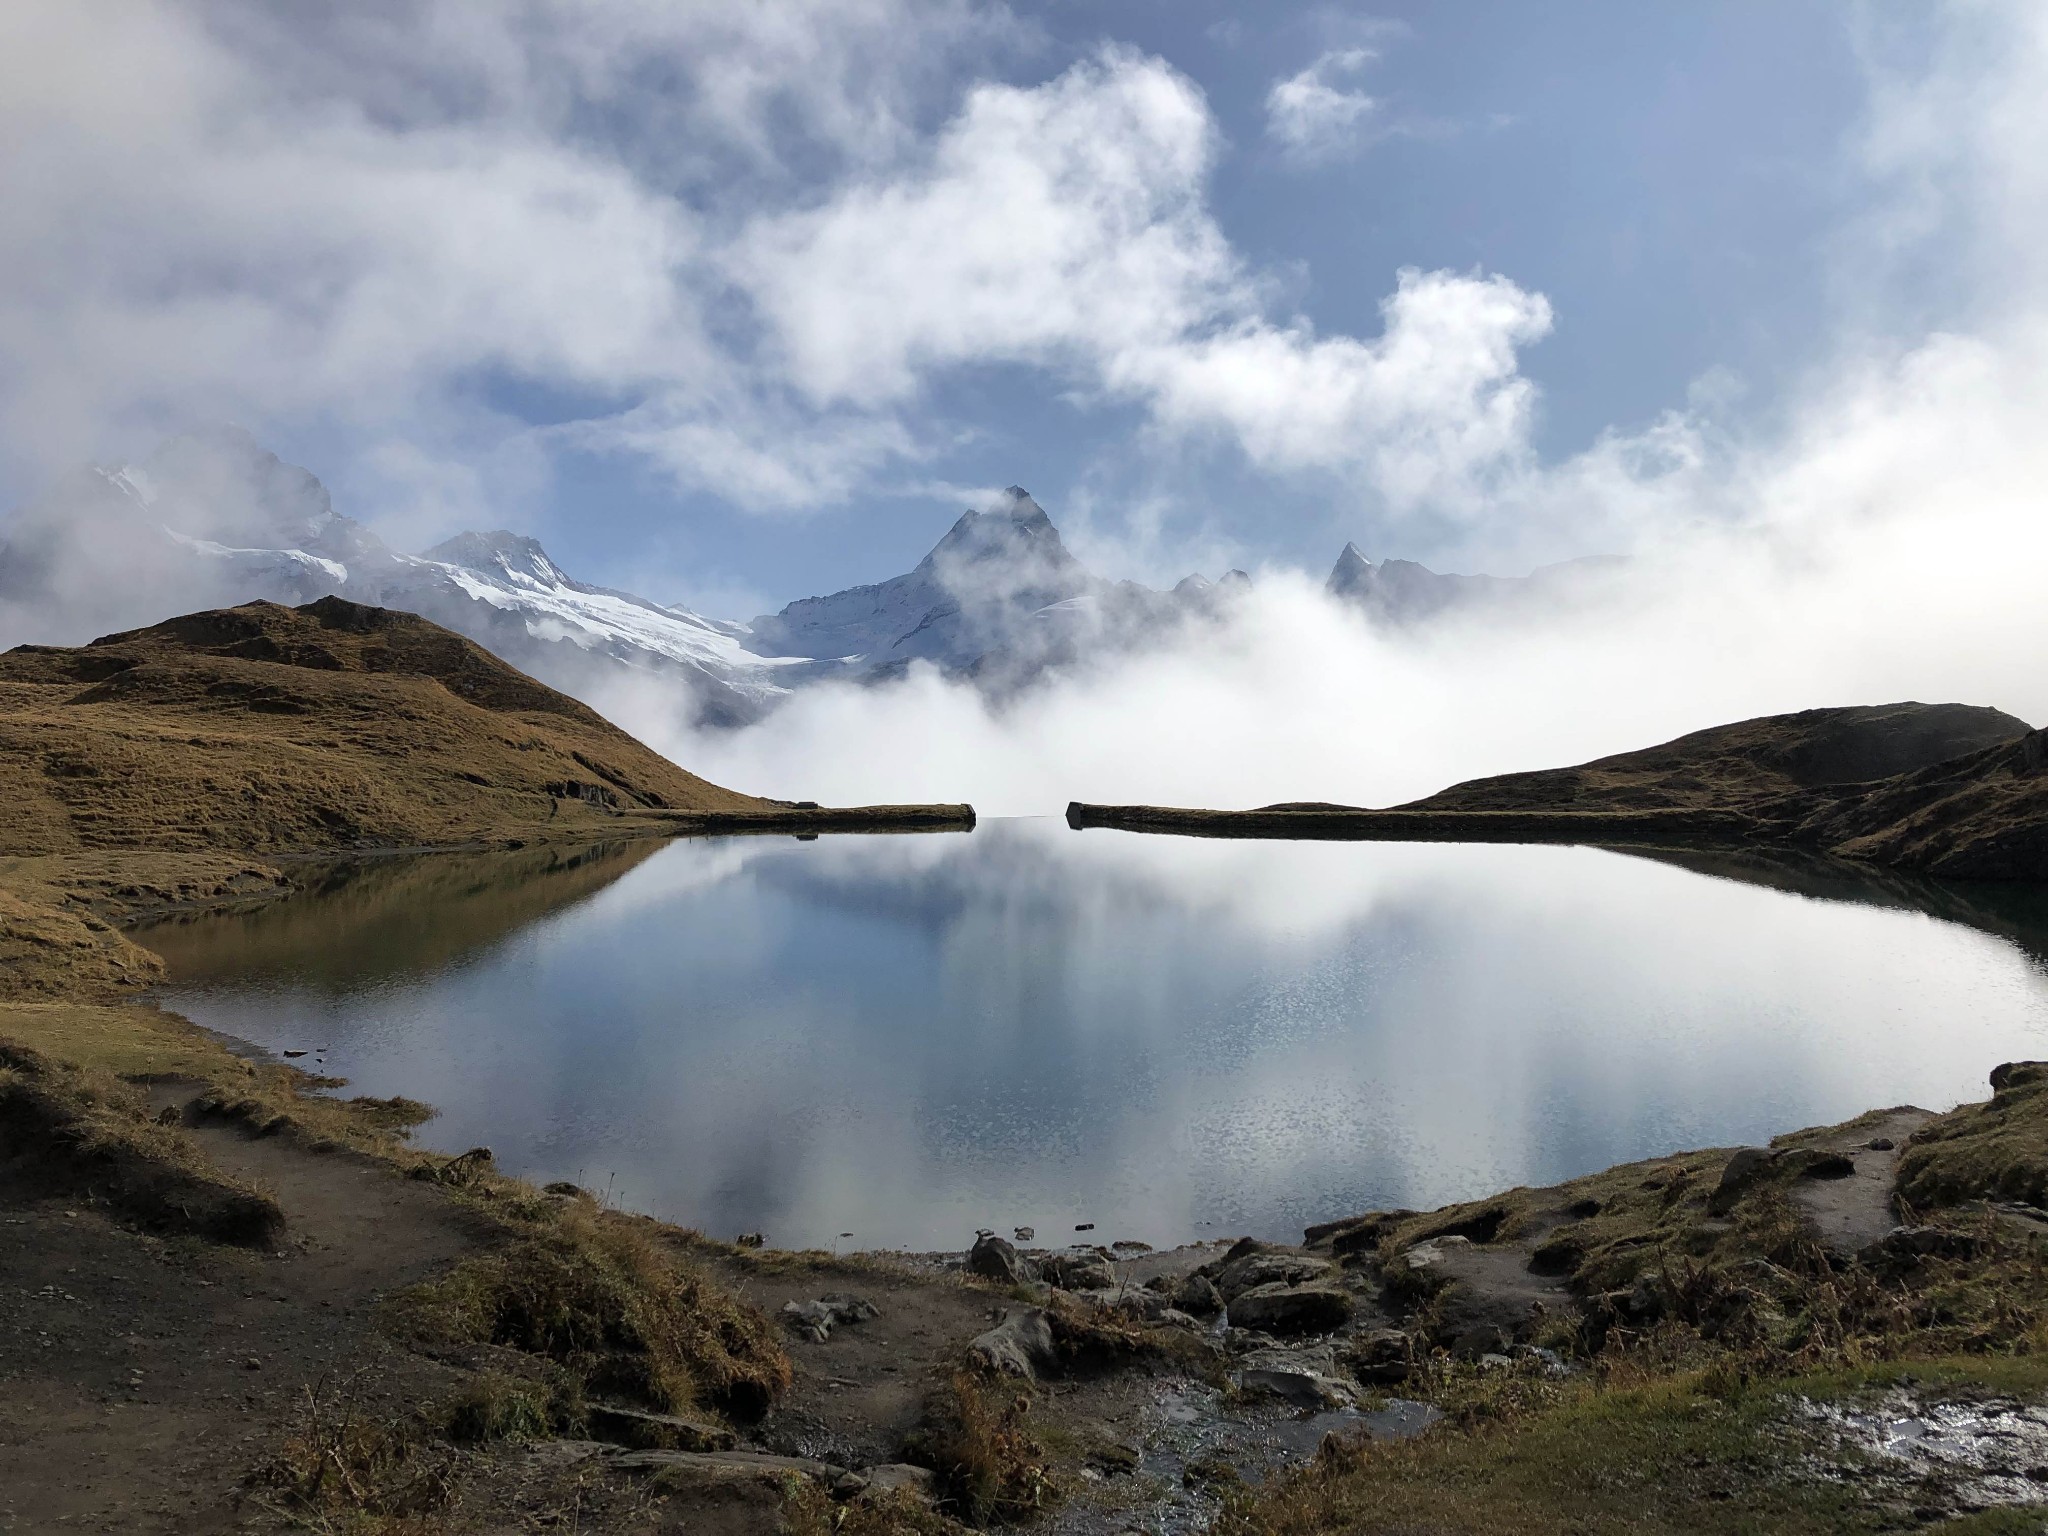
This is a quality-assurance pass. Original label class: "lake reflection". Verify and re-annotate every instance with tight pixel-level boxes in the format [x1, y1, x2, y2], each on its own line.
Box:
[149, 821, 2048, 1251]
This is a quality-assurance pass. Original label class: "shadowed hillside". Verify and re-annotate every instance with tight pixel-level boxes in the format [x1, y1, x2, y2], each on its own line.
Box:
[1399, 703, 2032, 814]
[1071, 702, 2048, 881]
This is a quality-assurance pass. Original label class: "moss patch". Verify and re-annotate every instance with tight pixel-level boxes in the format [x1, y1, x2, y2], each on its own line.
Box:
[1898, 1063, 2048, 1212]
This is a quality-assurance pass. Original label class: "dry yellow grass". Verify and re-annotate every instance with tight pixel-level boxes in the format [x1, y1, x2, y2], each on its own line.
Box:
[0, 999, 249, 1079]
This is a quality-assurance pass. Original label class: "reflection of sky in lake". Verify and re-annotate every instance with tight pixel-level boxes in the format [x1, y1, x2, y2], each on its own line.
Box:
[154, 820, 2048, 1251]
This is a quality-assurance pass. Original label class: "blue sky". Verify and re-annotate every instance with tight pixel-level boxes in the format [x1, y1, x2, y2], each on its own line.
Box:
[0, 3, 1970, 616]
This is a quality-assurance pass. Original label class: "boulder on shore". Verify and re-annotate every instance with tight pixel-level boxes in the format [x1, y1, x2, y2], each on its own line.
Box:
[1226, 1281, 1354, 1335]
[968, 1232, 1024, 1283]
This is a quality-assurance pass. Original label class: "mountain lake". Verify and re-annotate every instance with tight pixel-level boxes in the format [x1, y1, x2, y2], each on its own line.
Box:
[144, 818, 2048, 1252]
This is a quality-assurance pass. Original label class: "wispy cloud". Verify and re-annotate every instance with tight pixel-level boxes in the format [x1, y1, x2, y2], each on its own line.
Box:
[1265, 46, 1382, 161]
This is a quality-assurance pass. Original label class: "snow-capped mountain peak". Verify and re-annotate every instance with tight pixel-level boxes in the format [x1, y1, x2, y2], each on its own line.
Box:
[423, 530, 575, 590]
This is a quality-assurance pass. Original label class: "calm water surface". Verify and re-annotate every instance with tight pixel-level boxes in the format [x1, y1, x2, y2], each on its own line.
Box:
[148, 820, 2048, 1250]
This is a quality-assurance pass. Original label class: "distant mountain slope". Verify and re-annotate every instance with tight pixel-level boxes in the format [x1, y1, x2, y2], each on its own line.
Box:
[1399, 703, 2036, 813]
[0, 596, 771, 858]
[743, 486, 1242, 689]
[1325, 542, 1624, 623]
[0, 428, 819, 727]
[3, 429, 1626, 725]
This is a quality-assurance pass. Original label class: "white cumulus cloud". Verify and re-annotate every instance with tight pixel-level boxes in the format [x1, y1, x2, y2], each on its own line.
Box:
[736, 47, 1552, 512]
[0, 6, 1554, 528]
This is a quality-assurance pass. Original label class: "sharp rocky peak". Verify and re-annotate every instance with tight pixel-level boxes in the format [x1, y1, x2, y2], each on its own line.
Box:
[919, 488, 1077, 573]
[424, 529, 569, 586]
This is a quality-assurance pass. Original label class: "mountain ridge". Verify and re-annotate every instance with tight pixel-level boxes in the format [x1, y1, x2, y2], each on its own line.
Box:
[2, 429, 1616, 726]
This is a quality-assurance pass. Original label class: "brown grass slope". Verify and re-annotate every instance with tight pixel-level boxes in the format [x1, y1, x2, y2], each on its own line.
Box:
[0, 595, 771, 859]
[1402, 702, 2048, 880]
[1074, 703, 2048, 879]
[1398, 702, 2031, 815]
[1772, 725, 2048, 881]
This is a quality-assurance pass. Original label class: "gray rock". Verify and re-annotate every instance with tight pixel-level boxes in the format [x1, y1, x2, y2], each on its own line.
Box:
[864, 1463, 937, 1500]
[1708, 1147, 1778, 1215]
[585, 1404, 736, 1452]
[968, 1232, 1023, 1283]
[1213, 1250, 1336, 1303]
[1225, 1282, 1354, 1336]
[1235, 1347, 1355, 1409]
[1342, 1328, 1414, 1386]
[1402, 1236, 1470, 1274]
[968, 1307, 1057, 1380]
[781, 1293, 880, 1343]
[1111, 1287, 1171, 1321]
[1172, 1272, 1225, 1316]
[1040, 1251, 1116, 1290]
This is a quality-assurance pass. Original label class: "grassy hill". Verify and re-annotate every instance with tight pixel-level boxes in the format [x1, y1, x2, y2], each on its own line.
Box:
[0, 596, 769, 860]
[1398, 703, 2032, 815]
[1071, 702, 2048, 880]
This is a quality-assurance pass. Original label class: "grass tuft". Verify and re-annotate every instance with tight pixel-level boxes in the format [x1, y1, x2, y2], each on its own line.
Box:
[395, 1205, 791, 1422]
[907, 1371, 1060, 1527]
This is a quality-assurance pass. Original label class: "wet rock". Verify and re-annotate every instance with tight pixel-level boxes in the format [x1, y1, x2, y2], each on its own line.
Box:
[968, 1232, 1023, 1283]
[781, 1294, 880, 1343]
[586, 1405, 736, 1452]
[1235, 1347, 1355, 1409]
[1226, 1282, 1354, 1336]
[1708, 1147, 1778, 1215]
[1341, 1328, 1415, 1386]
[1214, 1250, 1336, 1302]
[968, 1307, 1057, 1380]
